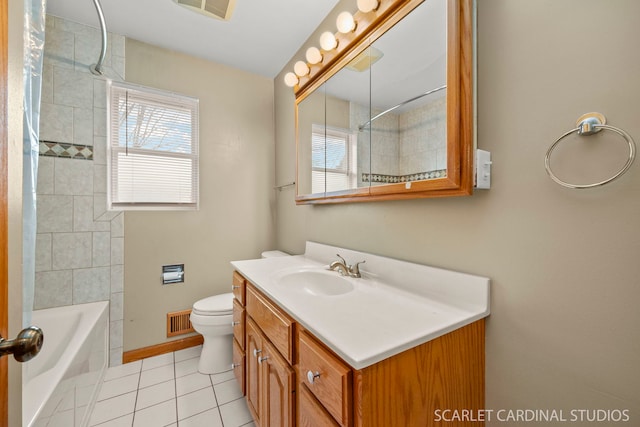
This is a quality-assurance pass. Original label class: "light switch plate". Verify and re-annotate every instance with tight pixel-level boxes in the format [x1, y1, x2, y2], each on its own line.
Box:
[475, 149, 491, 189]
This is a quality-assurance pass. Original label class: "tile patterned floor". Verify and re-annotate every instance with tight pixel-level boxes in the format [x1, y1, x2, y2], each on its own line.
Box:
[88, 346, 255, 427]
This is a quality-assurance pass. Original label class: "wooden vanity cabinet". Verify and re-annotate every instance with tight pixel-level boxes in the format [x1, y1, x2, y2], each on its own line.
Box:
[245, 282, 296, 427]
[232, 271, 246, 304]
[246, 319, 263, 423]
[231, 272, 247, 394]
[246, 318, 296, 427]
[351, 320, 485, 426]
[232, 300, 245, 348]
[297, 330, 352, 426]
[298, 385, 339, 427]
[231, 339, 245, 393]
[234, 271, 486, 427]
[262, 338, 296, 427]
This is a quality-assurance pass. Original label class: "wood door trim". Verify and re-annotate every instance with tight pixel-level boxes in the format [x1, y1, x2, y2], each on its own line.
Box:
[1, 0, 10, 423]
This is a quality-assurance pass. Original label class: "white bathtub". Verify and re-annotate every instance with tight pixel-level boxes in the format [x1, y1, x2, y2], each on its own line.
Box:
[23, 301, 109, 427]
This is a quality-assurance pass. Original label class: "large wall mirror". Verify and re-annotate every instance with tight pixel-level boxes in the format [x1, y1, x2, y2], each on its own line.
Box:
[295, 0, 474, 204]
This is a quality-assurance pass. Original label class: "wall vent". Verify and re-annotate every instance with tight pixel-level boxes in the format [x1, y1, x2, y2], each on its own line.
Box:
[346, 46, 385, 72]
[167, 309, 195, 337]
[173, 0, 237, 21]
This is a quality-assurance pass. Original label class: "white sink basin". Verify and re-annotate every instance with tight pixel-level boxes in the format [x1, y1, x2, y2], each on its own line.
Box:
[276, 269, 354, 296]
[232, 241, 490, 369]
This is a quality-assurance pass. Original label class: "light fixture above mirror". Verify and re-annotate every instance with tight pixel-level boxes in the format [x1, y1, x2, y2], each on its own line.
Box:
[306, 47, 323, 65]
[319, 31, 338, 51]
[357, 0, 380, 13]
[336, 12, 357, 33]
[282, 0, 409, 92]
[294, 61, 310, 77]
[284, 72, 298, 88]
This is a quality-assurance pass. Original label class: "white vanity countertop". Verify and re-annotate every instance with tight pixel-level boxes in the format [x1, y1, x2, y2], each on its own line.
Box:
[231, 242, 490, 370]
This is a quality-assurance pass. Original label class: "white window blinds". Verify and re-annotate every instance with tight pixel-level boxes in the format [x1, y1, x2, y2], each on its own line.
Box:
[311, 125, 357, 194]
[108, 81, 199, 210]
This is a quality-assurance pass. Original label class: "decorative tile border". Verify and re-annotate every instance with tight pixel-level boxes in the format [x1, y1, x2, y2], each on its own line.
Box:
[39, 140, 93, 160]
[362, 169, 447, 184]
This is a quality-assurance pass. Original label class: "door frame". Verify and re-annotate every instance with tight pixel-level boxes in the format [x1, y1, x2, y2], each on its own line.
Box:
[1, 0, 11, 422]
[1, 0, 25, 425]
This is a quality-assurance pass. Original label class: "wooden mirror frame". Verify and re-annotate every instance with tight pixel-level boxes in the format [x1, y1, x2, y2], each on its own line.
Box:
[295, 0, 473, 204]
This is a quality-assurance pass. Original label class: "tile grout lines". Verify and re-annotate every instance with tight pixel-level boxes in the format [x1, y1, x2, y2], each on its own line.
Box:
[90, 346, 255, 426]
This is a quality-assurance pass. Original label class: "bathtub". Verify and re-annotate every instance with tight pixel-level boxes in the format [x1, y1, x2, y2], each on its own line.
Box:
[23, 301, 109, 427]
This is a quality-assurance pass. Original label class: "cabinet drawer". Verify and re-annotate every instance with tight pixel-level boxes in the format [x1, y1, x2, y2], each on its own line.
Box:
[298, 330, 352, 426]
[232, 271, 246, 305]
[232, 339, 245, 396]
[299, 385, 340, 427]
[246, 284, 295, 364]
[232, 299, 245, 350]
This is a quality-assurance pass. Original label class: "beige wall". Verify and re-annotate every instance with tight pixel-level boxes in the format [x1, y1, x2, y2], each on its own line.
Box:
[123, 39, 276, 350]
[275, 0, 640, 422]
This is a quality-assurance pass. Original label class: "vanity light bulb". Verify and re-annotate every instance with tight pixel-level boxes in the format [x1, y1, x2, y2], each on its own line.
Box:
[306, 47, 323, 65]
[319, 31, 338, 51]
[294, 61, 310, 77]
[336, 11, 356, 33]
[284, 72, 298, 88]
[357, 0, 379, 13]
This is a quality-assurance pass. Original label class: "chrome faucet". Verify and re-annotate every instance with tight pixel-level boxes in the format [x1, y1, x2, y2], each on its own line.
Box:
[348, 260, 365, 278]
[329, 254, 366, 278]
[329, 254, 349, 275]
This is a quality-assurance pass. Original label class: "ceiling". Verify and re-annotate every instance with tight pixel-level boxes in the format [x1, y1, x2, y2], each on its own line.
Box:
[45, 0, 341, 78]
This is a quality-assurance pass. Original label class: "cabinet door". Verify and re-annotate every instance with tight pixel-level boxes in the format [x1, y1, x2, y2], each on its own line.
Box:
[246, 319, 263, 424]
[298, 385, 339, 427]
[261, 340, 295, 427]
[232, 339, 245, 396]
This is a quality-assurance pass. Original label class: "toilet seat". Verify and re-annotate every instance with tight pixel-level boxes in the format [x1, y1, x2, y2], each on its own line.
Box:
[192, 293, 233, 316]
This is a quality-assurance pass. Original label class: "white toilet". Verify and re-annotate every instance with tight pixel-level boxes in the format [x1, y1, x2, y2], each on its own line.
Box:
[190, 250, 289, 374]
[190, 292, 234, 374]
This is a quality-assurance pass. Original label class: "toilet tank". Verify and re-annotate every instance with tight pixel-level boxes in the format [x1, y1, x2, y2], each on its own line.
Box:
[261, 250, 289, 258]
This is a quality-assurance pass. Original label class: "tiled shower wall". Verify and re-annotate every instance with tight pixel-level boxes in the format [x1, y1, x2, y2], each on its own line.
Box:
[398, 95, 446, 173]
[352, 95, 446, 184]
[35, 15, 125, 366]
[352, 102, 400, 179]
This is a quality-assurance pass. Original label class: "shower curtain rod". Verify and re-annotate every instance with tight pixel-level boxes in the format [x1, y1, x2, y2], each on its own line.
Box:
[89, 0, 107, 75]
[358, 84, 447, 131]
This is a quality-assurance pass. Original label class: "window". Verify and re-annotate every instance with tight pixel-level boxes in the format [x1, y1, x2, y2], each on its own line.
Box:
[107, 81, 199, 210]
[311, 125, 357, 194]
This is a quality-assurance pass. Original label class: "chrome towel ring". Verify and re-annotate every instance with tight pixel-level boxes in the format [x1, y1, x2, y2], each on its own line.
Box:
[544, 113, 636, 189]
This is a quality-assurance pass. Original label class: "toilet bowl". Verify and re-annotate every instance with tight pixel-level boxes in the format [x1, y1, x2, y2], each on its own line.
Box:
[190, 250, 290, 374]
[190, 293, 234, 374]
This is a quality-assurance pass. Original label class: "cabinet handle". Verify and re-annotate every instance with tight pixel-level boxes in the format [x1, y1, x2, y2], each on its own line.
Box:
[258, 356, 269, 364]
[253, 349, 262, 357]
[231, 363, 241, 369]
[307, 370, 320, 384]
[231, 321, 240, 327]
[232, 285, 240, 289]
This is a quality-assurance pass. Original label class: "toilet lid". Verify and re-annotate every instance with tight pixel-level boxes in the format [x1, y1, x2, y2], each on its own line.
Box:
[192, 293, 234, 316]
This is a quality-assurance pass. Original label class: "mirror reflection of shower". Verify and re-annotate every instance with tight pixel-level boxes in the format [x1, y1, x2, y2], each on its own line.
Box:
[89, 0, 108, 75]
